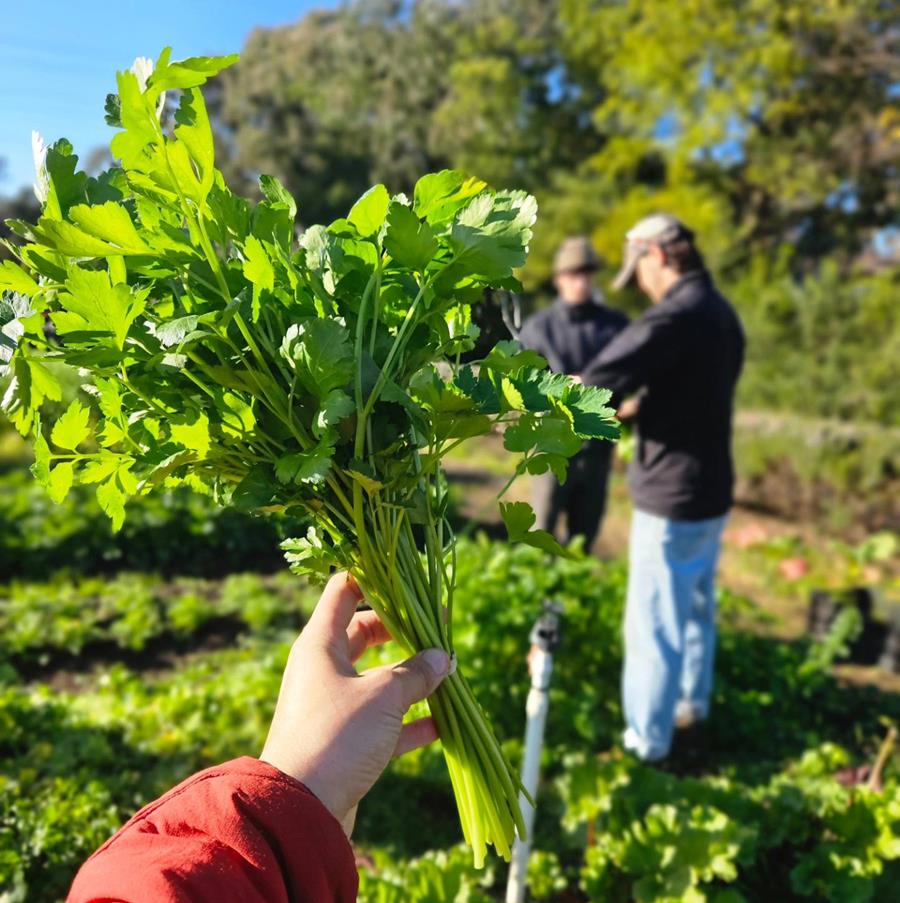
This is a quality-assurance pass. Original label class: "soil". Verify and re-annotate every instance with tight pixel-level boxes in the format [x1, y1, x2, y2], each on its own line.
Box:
[735, 461, 900, 538]
[21, 617, 252, 693]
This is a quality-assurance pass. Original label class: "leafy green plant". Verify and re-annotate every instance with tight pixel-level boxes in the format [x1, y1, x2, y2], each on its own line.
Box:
[165, 590, 214, 637]
[0, 467, 302, 580]
[800, 605, 864, 678]
[218, 571, 308, 631]
[1, 684, 155, 902]
[0, 579, 96, 658]
[559, 747, 900, 903]
[0, 49, 619, 863]
[3, 538, 900, 902]
[526, 848, 568, 900]
[579, 801, 753, 903]
[0, 570, 314, 666]
[358, 845, 494, 903]
[104, 573, 162, 651]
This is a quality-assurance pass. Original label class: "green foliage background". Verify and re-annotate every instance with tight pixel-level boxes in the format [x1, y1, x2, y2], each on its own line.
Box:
[3, 527, 899, 902]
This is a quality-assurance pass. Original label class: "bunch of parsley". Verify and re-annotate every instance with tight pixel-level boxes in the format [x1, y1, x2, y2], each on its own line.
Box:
[0, 49, 618, 864]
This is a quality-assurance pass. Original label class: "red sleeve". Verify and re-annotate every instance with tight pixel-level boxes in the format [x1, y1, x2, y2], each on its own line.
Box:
[67, 757, 359, 903]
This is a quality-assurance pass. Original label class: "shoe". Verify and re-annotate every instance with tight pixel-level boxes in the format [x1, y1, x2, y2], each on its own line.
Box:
[670, 718, 709, 773]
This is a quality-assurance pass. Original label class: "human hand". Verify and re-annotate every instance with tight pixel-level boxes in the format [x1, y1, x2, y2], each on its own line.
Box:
[570, 373, 584, 385]
[617, 395, 641, 421]
[260, 572, 451, 835]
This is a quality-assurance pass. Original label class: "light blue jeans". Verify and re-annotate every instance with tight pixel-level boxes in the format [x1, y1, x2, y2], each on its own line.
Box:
[622, 508, 727, 761]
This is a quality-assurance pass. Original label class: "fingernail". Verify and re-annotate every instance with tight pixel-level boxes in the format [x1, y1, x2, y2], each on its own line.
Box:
[345, 573, 364, 601]
[422, 648, 451, 677]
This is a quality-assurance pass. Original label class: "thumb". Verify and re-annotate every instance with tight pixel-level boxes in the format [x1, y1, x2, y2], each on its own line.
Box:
[387, 648, 452, 712]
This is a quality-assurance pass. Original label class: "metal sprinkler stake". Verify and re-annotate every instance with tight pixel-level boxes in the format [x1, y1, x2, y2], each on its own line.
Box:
[505, 600, 563, 903]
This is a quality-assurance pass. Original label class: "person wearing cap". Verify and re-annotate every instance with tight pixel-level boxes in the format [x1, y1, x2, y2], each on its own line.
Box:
[579, 214, 745, 763]
[518, 236, 629, 551]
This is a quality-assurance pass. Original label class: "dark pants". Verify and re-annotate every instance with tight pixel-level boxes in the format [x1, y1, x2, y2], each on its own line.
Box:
[532, 440, 613, 552]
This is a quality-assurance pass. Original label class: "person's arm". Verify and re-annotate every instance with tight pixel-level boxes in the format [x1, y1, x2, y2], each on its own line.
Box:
[68, 758, 358, 903]
[579, 309, 685, 399]
[69, 573, 452, 903]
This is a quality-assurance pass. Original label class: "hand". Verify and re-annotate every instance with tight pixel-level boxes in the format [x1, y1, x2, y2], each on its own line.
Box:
[570, 373, 584, 385]
[617, 395, 641, 421]
[260, 572, 451, 835]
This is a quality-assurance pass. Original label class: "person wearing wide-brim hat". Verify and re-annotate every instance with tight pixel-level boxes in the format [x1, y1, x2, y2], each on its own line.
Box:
[579, 214, 745, 763]
[518, 236, 629, 551]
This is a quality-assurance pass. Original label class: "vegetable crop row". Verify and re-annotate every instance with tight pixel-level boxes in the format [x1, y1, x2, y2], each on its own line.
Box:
[0, 570, 309, 664]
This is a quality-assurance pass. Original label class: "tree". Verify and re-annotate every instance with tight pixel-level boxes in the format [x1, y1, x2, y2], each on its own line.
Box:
[211, 0, 606, 230]
[213, 1, 455, 224]
[558, 0, 900, 271]
[427, 0, 605, 191]
[213, 0, 897, 285]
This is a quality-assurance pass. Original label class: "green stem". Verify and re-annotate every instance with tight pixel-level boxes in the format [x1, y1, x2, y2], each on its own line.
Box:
[353, 270, 380, 460]
[181, 363, 216, 400]
[368, 255, 383, 358]
[361, 277, 430, 420]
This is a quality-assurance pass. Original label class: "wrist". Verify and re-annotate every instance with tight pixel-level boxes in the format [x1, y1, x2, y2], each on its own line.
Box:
[258, 751, 347, 828]
[260, 745, 350, 826]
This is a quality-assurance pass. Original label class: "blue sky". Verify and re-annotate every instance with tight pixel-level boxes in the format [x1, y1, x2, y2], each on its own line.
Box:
[0, 0, 336, 198]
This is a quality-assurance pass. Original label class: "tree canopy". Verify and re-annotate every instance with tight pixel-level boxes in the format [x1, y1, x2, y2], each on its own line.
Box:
[213, 0, 898, 285]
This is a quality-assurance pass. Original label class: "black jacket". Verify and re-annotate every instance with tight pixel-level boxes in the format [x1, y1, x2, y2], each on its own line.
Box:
[581, 270, 745, 521]
[519, 296, 629, 376]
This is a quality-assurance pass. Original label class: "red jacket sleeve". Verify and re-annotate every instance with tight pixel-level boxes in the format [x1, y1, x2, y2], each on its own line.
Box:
[67, 757, 359, 903]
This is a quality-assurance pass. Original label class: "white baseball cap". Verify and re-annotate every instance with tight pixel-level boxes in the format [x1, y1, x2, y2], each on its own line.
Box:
[612, 213, 695, 290]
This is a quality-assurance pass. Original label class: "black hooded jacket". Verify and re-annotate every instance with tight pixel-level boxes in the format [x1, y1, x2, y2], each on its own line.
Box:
[518, 296, 629, 376]
[581, 270, 745, 520]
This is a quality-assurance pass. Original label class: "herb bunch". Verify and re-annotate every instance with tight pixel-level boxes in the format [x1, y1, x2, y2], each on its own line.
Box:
[0, 49, 619, 864]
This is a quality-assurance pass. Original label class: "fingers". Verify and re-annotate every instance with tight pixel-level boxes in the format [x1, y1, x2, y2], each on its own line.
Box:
[385, 648, 451, 711]
[394, 716, 439, 757]
[347, 609, 393, 662]
[304, 572, 365, 648]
